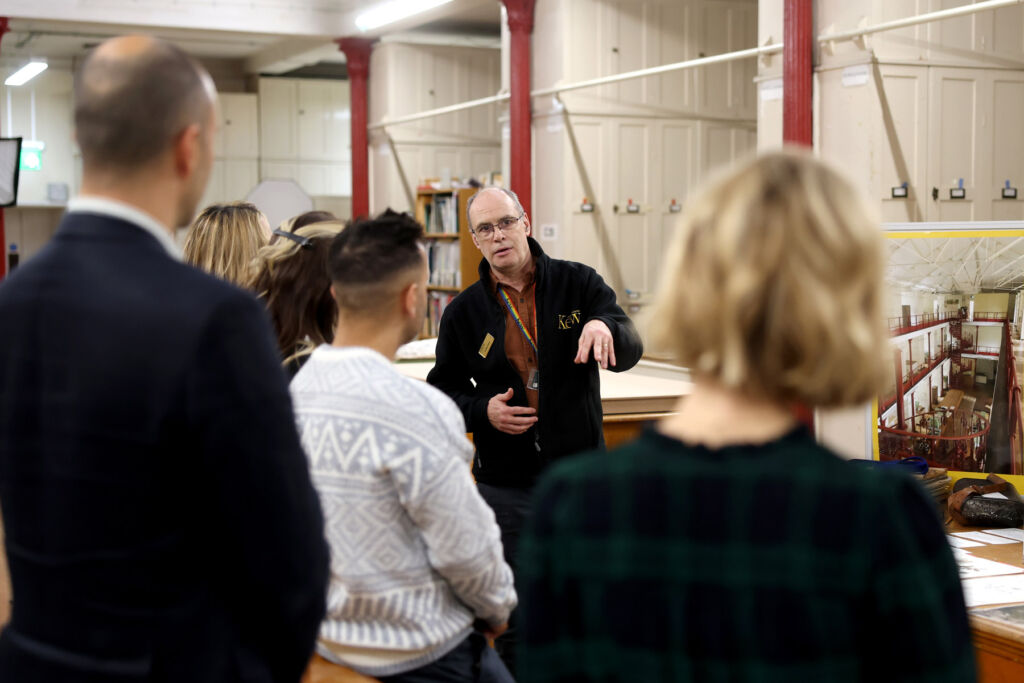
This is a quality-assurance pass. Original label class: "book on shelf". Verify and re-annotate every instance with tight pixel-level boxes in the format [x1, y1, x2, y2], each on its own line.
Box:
[426, 194, 459, 235]
[426, 241, 461, 288]
[425, 291, 457, 338]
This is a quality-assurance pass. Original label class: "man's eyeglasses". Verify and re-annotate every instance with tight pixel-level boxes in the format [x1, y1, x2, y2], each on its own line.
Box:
[272, 228, 313, 249]
[472, 213, 524, 239]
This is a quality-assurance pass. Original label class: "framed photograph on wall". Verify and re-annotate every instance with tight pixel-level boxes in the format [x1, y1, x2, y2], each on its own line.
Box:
[873, 221, 1024, 482]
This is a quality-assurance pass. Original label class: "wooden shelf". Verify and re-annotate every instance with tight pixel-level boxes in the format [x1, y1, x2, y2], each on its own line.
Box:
[427, 286, 461, 293]
[422, 233, 460, 240]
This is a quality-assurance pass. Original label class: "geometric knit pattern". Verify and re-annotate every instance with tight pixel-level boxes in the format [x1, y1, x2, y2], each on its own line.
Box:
[291, 346, 516, 669]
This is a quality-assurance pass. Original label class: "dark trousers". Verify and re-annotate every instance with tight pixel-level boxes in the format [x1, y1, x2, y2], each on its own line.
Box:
[377, 632, 513, 683]
[476, 482, 534, 678]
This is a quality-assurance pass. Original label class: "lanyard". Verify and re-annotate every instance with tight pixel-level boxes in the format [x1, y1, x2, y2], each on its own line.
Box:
[498, 286, 538, 355]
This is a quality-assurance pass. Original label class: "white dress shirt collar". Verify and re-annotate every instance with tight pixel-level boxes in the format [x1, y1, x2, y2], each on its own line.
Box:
[66, 196, 183, 261]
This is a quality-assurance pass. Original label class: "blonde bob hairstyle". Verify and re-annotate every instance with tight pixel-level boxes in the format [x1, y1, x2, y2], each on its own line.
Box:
[184, 202, 269, 287]
[649, 150, 889, 408]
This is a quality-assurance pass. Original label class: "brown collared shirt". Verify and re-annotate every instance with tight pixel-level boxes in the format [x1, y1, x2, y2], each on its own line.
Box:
[492, 275, 540, 412]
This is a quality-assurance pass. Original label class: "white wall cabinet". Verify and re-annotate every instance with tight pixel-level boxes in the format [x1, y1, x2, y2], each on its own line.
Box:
[368, 42, 501, 215]
[531, 0, 757, 306]
[258, 77, 352, 198]
[816, 63, 1024, 223]
[199, 93, 259, 209]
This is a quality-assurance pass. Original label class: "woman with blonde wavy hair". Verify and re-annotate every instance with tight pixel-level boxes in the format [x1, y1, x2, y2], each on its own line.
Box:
[183, 201, 270, 287]
[517, 150, 975, 682]
[248, 217, 345, 377]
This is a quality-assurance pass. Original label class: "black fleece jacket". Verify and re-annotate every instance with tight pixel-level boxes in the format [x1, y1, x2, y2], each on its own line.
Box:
[427, 238, 643, 488]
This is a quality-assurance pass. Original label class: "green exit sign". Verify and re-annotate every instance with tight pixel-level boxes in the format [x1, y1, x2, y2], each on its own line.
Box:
[19, 141, 45, 171]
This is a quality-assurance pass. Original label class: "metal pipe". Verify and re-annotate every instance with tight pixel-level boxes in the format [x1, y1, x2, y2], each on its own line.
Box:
[367, 92, 509, 131]
[337, 38, 374, 220]
[503, 0, 535, 219]
[530, 45, 780, 99]
[817, 0, 1023, 44]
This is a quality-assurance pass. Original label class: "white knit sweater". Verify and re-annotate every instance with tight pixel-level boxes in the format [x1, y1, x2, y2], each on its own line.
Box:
[290, 346, 517, 676]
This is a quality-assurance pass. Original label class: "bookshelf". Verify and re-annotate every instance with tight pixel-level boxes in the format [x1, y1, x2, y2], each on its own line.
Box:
[415, 187, 480, 337]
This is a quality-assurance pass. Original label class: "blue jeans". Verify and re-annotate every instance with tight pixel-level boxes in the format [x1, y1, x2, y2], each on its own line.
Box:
[377, 632, 513, 683]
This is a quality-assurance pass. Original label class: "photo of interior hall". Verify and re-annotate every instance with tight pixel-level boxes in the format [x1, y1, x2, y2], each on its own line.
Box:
[878, 235, 1024, 474]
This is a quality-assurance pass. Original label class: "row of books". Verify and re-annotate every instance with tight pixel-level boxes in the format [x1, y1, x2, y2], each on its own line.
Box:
[427, 242, 461, 288]
[424, 291, 457, 338]
[423, 194, 460, 235]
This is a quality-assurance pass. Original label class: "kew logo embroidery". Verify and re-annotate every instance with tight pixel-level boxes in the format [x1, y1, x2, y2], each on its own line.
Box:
[557, 309, 582, 330]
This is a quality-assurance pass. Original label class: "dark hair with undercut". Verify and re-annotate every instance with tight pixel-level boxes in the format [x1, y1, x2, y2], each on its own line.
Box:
[328, 209, 425, 314]
[74, 38, 211, 170]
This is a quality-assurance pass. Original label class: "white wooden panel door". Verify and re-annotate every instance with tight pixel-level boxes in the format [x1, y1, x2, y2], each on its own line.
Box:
[259, 79, 297, 160]
[220, 93, 259, 159]
[325, 82, 351, 161]
[327, 164, 352, 197]
[261, 161, 299, 183]
[198, 159, 226, 211]
[874, 66, 929, 223]
[614, 121, 651, 297]
[298, 163, 329, 196]
[658, 0, 694, 112]
[655, 122, 696, 291]
[223, 160, 259, 202]
[565, 118, 605, 273]
[297, 81, 330, 161]
[928, 68, 981, 221]
[989, 71, 1024, 220]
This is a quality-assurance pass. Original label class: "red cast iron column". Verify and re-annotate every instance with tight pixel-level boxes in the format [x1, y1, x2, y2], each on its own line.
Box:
[783, 0, 812, 146]
[0, 17, 9, 280]
[501, 0, 535, 218]
[337, 38, 374, 220]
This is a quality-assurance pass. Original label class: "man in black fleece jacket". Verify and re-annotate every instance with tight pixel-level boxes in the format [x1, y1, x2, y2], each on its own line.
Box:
[427, 186, 642, 672]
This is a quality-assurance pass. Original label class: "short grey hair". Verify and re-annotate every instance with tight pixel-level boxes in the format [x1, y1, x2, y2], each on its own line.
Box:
[466, 187, 525, 232]
[74, 38, 212, 170]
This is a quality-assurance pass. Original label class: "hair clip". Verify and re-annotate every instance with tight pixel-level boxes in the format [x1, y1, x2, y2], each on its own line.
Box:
[273, 228, 313, 249]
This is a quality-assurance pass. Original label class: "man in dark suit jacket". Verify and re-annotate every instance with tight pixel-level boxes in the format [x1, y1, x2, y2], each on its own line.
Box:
[0, 36, 329, 682]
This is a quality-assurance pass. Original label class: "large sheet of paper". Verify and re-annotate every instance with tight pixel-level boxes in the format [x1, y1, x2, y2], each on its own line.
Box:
[952, 548, 1024, 580]
[962, 574, 1024, 607]
[948, 535, 983, 548]
[982, 528, 1024, 542]
[951, 530, 1020, 545]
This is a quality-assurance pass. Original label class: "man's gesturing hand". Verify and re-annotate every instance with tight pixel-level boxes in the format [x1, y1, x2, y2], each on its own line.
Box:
[487, 388, 538, 435]
[574, 319, 616, 369]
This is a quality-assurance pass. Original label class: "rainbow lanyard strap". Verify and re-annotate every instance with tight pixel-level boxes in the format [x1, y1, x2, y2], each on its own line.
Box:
[498, 287, 538, 355]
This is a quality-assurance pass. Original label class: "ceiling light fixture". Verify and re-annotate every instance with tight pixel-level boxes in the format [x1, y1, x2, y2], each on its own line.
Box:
[5, 61, 48, 86]
[355, 0, 454, 32]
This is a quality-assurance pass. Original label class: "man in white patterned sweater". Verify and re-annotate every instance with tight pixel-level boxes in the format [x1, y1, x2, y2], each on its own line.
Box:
[291, 210, 516, 682]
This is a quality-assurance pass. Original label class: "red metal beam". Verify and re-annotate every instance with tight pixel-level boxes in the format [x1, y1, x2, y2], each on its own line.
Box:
[895, 348, 906, 430]
[501, 0, 535, 219]
[336, 38, 374, 221]
[0, 17, 9, 281]
[783, 0, 813, 146]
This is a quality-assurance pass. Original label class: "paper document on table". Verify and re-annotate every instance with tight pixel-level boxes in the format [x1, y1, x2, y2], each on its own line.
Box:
[983, 528, 1024, 542]
[951, 530, 1019, 545]
[982, 492, 1009, 499]
[948, 535, 983, 548]
[951, 548, 1024, 579]
[962, 574, 1024, 607]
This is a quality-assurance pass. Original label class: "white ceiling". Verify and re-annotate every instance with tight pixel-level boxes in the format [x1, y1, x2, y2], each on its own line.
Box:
[1, 0, 501, 72]
[886, 236, 1024, 294]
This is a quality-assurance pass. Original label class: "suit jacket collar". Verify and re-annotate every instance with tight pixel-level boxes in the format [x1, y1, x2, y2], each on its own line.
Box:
[66, 196, 182, 260]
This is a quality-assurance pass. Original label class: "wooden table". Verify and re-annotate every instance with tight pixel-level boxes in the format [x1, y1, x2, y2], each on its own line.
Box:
[946, 520, 1024, 680]
[395, 358, 692, 445]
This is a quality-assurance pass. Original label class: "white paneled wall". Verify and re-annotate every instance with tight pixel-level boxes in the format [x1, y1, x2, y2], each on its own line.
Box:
[199, 92, 261, 210]
[368, 42, 502, 215]
[761, 1, 1024, 223]
[258, 77, 351, 200]
[532, 0, 757, 307]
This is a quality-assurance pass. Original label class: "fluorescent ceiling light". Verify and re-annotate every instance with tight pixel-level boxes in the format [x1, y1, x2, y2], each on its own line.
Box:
[5, 61, 47, 86]
[355, 0, 454, 32]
